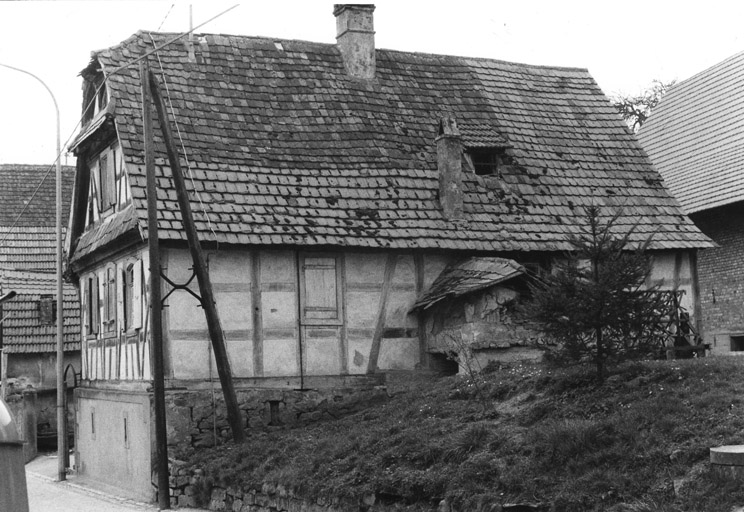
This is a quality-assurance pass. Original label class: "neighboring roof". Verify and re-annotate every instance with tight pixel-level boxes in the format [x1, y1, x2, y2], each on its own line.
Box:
[0, 164, 75, 271]
[638, 50, 744, 214]
[71, 30, 712, 259]
[413, 257, 524, 311]
[0, 164, 75, 227]
[0, 269, 80, 354]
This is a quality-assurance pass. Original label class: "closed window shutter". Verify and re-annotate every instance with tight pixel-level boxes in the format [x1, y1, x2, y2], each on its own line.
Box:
[131, 260, 143, 329]
[106, 152, 116, 208]
[302, 256, 341, 323]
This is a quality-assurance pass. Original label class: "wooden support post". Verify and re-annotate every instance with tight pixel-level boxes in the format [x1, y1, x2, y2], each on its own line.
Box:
[250, 253, 263, 377]
[414, 253, 428, 368]
[148, 70, 245, 443]
[141, 61, 170, 510]
[367, 254, 397, 374]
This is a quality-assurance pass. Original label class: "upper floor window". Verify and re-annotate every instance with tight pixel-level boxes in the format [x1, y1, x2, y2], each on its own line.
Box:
[83, 76, 108, 123]
[85, 275, 99, 336]
[123, 263, 135, 331]
[102, 266, 117, 334]
[86, 143, 130, 226]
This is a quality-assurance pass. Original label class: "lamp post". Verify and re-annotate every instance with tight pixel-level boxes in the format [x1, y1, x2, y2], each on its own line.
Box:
[0, 63, 65, 482]
[0, 290, 17, 400]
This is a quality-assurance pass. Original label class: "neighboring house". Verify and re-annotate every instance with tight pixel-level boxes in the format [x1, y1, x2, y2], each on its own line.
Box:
[638, 50, 744, 355]
[66, 5, 712, 501]
[0, 164, 80, 431]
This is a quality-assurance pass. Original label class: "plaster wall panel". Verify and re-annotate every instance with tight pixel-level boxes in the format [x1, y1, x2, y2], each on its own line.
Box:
[346, 290, 377, 329]
[346, 338, 372, 374]
[303, 327, 341, 375]
[171, 339, 211, 379]
[424, 254, 451, 290]
[263, 338, 299, 377]
[377, 337, 419, 370]
[261, 250, 296, 282]
[262, 290, 296, 329]
[345, 252, 385, 283]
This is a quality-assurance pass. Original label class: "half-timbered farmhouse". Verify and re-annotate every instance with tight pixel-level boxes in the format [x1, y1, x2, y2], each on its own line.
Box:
[66, 5, 713, 501]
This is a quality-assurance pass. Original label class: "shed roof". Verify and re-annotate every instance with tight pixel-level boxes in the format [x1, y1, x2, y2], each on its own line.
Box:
[413, 257, 524, 311]
[70, 30, 712, 260]
[638, 50, 744, 214]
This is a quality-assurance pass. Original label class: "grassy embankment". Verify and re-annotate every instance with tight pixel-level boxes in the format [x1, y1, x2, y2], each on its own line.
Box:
[183, 357, 744, 511]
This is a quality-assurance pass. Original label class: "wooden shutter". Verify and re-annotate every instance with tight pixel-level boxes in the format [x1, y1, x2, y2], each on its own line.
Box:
[300, 254, 342, 325]
[131, 260, 143, 329]
[105, 266, 116, 332]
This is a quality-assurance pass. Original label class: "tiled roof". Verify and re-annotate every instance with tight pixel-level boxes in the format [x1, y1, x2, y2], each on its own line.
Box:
[0, 165, 75, 227]
[0, 165, 75, 271]
[74, 31, 712, 256]
[0, 269, 80, 354]
[638, 50, 744, 214]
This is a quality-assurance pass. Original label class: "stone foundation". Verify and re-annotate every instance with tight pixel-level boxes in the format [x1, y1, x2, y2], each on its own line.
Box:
[165, 385, 389, 454]
[168, 461, 368, 511]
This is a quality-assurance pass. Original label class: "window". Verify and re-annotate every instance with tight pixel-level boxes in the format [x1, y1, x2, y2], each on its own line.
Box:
[38, 295, 57, 325]
[299, 254, 343, 325]
[469, 148, 507, 176]
[83, 77, 107, 123]
[102, 266, 117, 334]
[123, 264, 134, 331]
[87, 144, 121, 226]
[85, 275, 99, 336]
[731, 335, 744, 352]
[99, 152, 116, 212]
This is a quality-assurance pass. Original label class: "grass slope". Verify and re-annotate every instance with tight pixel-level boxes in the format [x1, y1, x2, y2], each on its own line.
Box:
[184, 358, 744, 511]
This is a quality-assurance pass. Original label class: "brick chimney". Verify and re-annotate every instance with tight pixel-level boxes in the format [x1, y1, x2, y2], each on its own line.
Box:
[436, 117, 464, 220]
[333, 4, 376, 79]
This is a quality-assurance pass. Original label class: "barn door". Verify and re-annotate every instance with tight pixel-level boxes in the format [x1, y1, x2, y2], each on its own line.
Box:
[299, 253, 344, 375]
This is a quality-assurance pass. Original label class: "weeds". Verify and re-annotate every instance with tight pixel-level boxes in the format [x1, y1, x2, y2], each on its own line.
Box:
[183, 357, 744, 512]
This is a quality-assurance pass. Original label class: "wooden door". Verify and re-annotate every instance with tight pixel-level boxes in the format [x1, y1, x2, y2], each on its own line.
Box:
[299, 254, 344, 375]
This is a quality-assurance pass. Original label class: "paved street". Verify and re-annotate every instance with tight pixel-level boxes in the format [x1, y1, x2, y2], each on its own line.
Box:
[25, 453, 207, 512]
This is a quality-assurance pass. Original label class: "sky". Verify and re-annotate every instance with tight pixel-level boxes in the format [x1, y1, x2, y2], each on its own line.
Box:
[1, 1, 744, 166]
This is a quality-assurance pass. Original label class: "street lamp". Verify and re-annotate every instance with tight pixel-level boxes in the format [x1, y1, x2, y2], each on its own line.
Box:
[0, 290, 17, 400]
[0, 63, 65, 482]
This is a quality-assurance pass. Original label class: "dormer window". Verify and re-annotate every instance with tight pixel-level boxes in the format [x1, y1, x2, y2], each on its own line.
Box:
[470, 148, 507, 176]
[457, 122, 512, 177]
[94, 81, 108, 117]
[86, 142, 130, 227]
[81, 66, 108, 124]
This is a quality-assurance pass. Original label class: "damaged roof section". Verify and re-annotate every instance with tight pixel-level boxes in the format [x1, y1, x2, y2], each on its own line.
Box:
[413, 257, 524, 311]
[68, 30, 713, 255]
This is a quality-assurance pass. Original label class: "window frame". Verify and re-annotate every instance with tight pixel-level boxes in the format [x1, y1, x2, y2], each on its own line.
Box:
[38, 294, 57, 326]
[123, 263, 135, 332]
[85, 274, 99, 338]
[101, 265, 117, 336]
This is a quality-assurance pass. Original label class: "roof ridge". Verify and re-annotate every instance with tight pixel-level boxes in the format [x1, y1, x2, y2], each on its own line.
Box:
[122, 30, 591, 75]
[672, 48, 744, 90]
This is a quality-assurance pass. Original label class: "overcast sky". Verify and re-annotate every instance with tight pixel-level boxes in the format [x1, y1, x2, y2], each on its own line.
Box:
[1, 1, 743, 166]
